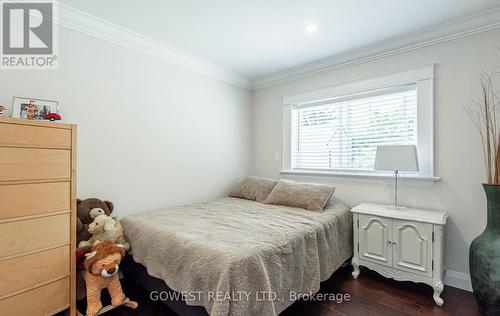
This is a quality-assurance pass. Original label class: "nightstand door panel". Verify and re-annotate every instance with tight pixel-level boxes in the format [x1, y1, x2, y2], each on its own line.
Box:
[359, 215, 392, 267]
[392, 220, 433, 277]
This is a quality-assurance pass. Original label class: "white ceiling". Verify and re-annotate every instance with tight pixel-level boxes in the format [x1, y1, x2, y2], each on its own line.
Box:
[62, 0, 500, 78]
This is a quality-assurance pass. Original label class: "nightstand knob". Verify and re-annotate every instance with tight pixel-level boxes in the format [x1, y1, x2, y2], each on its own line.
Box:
[387, 241, 392, 245]
[392, 242, 397, 246]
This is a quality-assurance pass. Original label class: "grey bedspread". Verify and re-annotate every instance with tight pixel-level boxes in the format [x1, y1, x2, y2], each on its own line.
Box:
[121, 197, 352, 316]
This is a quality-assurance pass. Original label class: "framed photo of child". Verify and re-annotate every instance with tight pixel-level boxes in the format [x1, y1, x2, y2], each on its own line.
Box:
[12, 97, 59, 120]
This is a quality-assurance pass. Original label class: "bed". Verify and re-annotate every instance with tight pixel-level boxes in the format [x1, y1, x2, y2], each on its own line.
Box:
[121, 196, 352, 316]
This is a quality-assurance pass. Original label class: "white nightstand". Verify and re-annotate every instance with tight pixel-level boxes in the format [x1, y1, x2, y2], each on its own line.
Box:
[351, 203, 448, 306]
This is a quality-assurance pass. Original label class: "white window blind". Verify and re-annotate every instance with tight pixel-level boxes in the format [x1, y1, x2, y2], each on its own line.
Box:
[290, 86, 417, 171]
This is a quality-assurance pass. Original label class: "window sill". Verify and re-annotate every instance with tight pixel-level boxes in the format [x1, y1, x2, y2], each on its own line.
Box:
[280, 169, 440, 186]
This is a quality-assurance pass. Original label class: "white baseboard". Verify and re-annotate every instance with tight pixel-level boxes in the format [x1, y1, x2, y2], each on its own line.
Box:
[444, 269, 472, 292]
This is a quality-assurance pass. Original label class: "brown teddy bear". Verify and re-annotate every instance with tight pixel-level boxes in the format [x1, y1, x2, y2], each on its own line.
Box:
[83, 240, 137, 316]
[77, 198, 114, 245]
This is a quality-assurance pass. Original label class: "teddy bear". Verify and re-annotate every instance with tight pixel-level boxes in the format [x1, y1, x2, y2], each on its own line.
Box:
[83, 240, 138, 316]
[79, 215, 130, 251]
[77, 198, 114, 245]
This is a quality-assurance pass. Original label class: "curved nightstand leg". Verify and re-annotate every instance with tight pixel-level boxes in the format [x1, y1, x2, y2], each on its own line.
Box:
[351, 258, 360, 279]
[433, 281, 444, 306]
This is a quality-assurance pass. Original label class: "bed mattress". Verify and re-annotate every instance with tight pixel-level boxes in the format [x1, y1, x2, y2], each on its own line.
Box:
[121, 197, 352, 316]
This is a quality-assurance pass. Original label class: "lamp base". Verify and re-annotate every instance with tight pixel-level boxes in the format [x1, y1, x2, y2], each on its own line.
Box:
[386, 205, 407, 211]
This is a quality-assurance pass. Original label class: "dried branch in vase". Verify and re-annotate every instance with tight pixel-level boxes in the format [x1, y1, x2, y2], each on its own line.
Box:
[466, 69, 500, 184]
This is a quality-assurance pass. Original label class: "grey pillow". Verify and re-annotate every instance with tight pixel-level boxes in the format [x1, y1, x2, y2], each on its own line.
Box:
[229, 176, 278, 203]
[264, 179, 335, 212]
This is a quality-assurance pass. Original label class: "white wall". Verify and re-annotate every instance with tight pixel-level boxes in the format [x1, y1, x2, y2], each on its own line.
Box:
[1, 18, 496, 284]
[0, 27, 252, 217]
[252, 29, 500, 277]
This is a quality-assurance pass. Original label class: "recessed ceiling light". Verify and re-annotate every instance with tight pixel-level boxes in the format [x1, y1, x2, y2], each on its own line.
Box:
[304, 24, 318, 33]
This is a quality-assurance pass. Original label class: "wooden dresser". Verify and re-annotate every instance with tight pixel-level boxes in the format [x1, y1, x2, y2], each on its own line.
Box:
[0, 118, 76, 316]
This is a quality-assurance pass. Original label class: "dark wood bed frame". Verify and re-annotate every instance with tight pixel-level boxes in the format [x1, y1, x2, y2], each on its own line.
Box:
[122, 255, 208, 316]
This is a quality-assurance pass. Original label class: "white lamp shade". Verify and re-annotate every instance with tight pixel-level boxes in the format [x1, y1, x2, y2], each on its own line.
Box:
[374, 145, 419, 171]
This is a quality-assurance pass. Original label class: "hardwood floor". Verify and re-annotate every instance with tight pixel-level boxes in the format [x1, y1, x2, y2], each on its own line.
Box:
[80, 266, 482, 316]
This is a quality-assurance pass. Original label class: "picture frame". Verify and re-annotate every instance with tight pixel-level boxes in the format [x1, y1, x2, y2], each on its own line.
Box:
[12, 97, 59, 120]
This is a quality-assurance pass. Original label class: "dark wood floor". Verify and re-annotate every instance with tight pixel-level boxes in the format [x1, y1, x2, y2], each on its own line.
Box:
[84, 266, 482, 316]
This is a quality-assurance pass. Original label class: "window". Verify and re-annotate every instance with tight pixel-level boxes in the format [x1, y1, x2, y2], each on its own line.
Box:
[291, 86, 417, 171]
[282, 66, 435, 179]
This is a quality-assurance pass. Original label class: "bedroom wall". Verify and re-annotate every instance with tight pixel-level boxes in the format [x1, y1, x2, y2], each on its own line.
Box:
[0, 27, 252, 217]
[251, 28, 500, 287]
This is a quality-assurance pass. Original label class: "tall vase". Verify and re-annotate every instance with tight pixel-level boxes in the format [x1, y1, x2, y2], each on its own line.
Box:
[470, 184, 500, 315]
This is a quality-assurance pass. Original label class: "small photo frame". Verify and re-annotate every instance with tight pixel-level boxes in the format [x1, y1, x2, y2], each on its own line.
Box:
[12, 97, 59, 120]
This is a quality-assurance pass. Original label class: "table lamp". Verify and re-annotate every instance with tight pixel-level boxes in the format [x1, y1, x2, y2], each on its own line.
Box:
[374, 145, 419, 209]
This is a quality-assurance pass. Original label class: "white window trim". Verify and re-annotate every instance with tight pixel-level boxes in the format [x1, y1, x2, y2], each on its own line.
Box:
[281, 65, 439, 183]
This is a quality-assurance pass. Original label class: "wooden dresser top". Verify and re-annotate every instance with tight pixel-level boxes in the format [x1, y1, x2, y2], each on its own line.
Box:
[0, 117, 74, 129]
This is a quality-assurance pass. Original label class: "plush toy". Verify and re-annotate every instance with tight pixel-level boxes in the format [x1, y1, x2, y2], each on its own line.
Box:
[77, 198, 114, 245]
[76, 246, 92, 301]
[83, 240, 137, 316]
[79, 215, 130, 251]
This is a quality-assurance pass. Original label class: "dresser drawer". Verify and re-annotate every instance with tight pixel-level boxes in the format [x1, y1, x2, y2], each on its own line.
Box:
[0, 277, 69, 316]
[0, 182, 70, 220]
[0, 213, 70, 259]
[0, 123, 71, 149]
[0, 148, 70, 182]
[0, 245, 69, 298]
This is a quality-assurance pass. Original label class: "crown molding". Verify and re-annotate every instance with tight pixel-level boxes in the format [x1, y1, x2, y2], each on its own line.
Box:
[55, 3, 252, 90]
[252, 7, 500, 90]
